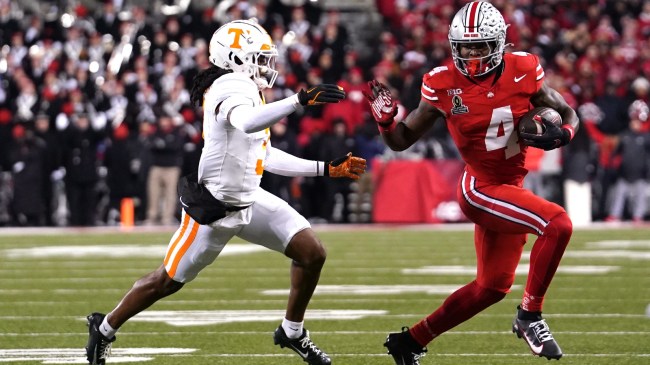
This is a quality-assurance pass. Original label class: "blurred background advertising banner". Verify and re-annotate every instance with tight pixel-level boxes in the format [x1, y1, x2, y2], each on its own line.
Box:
[372, 159, 467, 223]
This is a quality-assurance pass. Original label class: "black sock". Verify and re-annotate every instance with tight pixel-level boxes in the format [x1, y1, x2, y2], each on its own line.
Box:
[517, 306, 542, 321]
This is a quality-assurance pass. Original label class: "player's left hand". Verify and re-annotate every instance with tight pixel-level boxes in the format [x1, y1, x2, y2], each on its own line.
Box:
[363, 80, 397, 127]
[325, 152, 366, 180]
[520, 121, 571, 151]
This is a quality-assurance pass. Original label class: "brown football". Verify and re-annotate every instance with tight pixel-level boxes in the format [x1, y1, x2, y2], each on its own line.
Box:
[518, 107, 562, 136]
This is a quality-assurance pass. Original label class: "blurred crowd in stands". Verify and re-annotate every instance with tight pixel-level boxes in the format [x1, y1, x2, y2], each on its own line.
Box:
[0, 0, 649, 227]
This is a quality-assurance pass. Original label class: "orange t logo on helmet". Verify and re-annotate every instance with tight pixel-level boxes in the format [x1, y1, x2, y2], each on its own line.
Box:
[228, 28, 246, 49]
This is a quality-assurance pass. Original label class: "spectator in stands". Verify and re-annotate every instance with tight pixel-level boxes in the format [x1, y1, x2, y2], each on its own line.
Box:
[606, 100, 650, 222]
[563, 104, 599, 226]
[94, 0, 120, 38]
[0, 1, 20, 46]
[60, 113, 105, 226]
[629, 77, 650, 127]
[322, 67, 367, 134]
[134, 121, 154, 223]
[261, 118, 300, 208]
[351, 116, 385, 223]
[13, 72, 39, 124]
[103, 123, 144, 226]
[320, 118, 357, 222]
[33, 113, 61, 226]
[592, 81, 630, 219]
[7, 124, 48, 226]
[144, 113, 184, 226]
[0, 108, 14, 172]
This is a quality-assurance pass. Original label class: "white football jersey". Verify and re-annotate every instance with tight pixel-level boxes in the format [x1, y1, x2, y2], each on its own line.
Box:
[198, 72, 271, 206]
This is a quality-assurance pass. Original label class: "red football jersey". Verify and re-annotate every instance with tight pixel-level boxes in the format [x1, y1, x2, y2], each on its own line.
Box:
[421, 52, 544, 185]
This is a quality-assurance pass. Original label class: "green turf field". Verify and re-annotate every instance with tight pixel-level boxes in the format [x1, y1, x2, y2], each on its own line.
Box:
[0, 226, 648, 364]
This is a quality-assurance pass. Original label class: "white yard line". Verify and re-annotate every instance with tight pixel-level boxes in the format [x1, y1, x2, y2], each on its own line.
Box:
[3, 298, 648, 307]
[0, 313, 647, 320]
[2, 244, 265, 259]
[0, 221, 648, 237]
[1, 352, 647, 364]
[1, 330, 649, 337]
[169, 353, 646, 357]
[587, 240, 650, 249]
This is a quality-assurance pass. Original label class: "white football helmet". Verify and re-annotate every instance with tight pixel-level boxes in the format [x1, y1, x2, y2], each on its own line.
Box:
[448, 1, 508, 77]
[209, 19, 278, 89]
[629, 100, 649, 122]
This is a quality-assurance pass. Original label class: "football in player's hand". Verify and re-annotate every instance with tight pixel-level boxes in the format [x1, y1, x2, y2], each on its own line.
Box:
[518, 107, 562, 136]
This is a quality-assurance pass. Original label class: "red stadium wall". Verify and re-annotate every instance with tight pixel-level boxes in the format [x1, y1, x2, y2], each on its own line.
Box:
[372, 159, 468, 223]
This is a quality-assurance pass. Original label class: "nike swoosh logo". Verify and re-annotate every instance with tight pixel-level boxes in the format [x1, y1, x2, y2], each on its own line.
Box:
[292, 346, 309, 359]
[179, 197, 189, 208]
[514, 74, 527, 82]
[522, 330, 544, 354]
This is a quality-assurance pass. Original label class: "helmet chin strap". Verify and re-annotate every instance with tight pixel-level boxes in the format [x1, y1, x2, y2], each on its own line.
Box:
[254, 79, 270, 90]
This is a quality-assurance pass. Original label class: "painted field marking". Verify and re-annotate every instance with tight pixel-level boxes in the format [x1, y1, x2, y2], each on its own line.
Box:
[168, 353, 647, 358]
[0, 348, 195, 364]
[586, 240, 650, 249]
[2, 330, 648, 337]
[562, 250, 650, 260]
[0, 312, 646, 321]
[261, 284, 520, 296]
[403, 264, 618, 275]
[1, 347, 647, 364]
[0, 288, 234, 295]
[130, 309, 386, 326]
[4, 297, 648, 308]
[521, 250, 650, 260]
[2, 244, 265, 258]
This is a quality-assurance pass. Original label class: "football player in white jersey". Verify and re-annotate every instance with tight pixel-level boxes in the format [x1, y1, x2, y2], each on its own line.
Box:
[85, 19, 366, 365]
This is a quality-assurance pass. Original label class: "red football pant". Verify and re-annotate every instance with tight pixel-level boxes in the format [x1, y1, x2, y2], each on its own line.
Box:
[410, 170, 572, 346]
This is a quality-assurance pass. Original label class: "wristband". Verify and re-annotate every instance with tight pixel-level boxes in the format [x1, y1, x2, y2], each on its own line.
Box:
[316, 161, 325, 176]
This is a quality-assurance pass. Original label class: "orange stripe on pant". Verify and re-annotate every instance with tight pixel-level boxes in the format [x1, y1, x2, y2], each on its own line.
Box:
[164, 212, 191, 267]
[167, 219, 200, 279]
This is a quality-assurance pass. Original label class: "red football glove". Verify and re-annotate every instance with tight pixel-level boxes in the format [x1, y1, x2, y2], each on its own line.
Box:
[324, 152, 367, 180]
[363, 80, 397, 127]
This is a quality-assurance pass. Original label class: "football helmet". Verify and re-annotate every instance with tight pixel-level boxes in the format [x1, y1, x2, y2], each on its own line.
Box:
[448, 1, 508, 77]
[209, 19, 278, 89]
[628, 100, 649, 122]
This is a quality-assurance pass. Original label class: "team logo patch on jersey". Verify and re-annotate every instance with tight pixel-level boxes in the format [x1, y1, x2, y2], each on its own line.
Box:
[451, 95, 469, 115]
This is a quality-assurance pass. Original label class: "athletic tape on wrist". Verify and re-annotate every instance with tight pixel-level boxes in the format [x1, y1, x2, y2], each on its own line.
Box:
[561, 124, 575, 140]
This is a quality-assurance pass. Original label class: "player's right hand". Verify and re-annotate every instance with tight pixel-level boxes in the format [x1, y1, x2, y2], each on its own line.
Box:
[298, 84, 345, 106]
[363, 80, 397, 127]
[520, 121, 571, 151]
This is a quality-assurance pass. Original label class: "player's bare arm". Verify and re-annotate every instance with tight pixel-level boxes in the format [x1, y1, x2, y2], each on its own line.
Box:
[521, 82, 580, 150]
[530, 83, 579, 133]
[385, 100, 443, 151]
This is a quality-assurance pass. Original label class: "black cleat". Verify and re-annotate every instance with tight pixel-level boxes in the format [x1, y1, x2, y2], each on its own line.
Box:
[85, 313, 116, 365]
[273, 326, 331, 365]
[384, 327, 427, 365]
[512, 306, 563, 360]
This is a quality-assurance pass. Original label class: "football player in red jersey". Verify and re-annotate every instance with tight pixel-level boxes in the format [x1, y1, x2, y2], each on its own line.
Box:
[365, 2, 579, 364]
